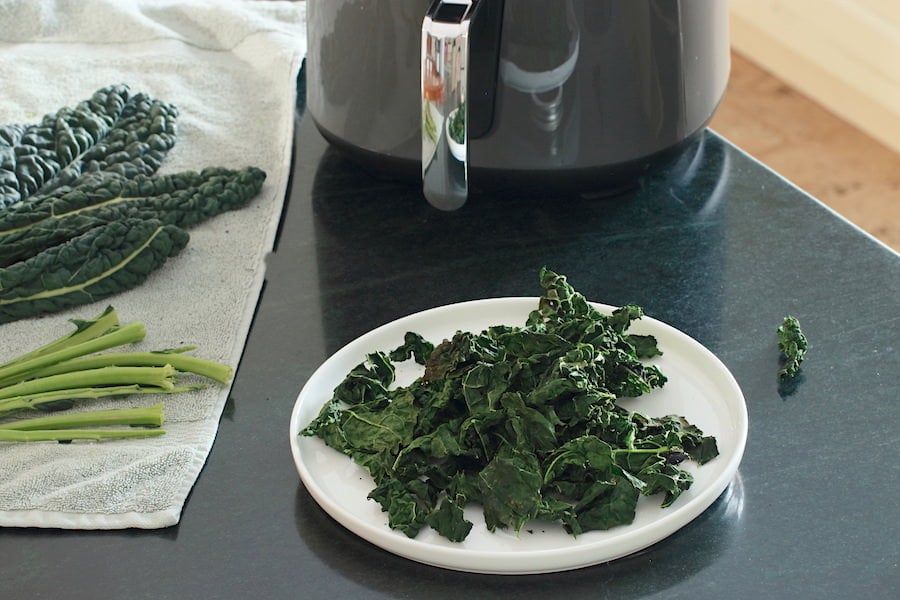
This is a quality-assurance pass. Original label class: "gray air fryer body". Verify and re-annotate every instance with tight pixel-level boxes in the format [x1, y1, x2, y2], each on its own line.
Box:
[305, 0, 730, 199]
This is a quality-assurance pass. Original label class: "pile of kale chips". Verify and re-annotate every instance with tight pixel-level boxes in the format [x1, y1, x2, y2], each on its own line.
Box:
[303, 268, 719, 542]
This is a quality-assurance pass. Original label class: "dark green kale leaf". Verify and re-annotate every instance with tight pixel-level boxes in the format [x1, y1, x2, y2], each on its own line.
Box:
[777, 315, 808, 380]
[340, 388, 418, 453]
[0, 86, 268, 324]
[0, 84, 177, 208]
[0, 218, 188, 324]
[627, 334, 664, 359]
[568, 474, 640, 533]
[0, 166, 266, 267]
[388, 331, 435, 364]
[423, 330, 501, 383]
[448, 103, 466, 145]
[478, 444, 544, 533]
[301, 268, 720, 542]
[426, 493, 473, 542]
[330, 352, 395, 407]
[367, 478, 437, 538]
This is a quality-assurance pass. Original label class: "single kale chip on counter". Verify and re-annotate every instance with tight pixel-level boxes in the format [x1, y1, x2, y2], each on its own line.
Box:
[777, 315, 808, 380]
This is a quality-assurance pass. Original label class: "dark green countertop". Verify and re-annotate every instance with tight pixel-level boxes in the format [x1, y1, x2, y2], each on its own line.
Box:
[2, 109, 898, 599]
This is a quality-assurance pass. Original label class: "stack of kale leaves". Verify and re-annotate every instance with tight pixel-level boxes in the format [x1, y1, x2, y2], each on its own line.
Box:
[303, 268, 719, 542]
[0, 84, 266, 324]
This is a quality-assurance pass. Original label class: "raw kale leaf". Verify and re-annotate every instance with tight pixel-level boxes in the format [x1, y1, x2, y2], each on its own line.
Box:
[0, 166, 266, 267]
[0, 84, 177, 208]
[301, 268, 720, 542]
[0, 218, 188, 324]
[0, 86, 268, 323]
[777, 315, 808, 380]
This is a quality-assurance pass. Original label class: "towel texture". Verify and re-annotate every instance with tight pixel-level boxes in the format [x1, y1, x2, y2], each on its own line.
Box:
[0, 0, 307, 529]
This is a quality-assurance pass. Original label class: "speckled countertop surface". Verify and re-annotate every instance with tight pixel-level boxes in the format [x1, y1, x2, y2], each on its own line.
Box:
[2, 100, 898, 598]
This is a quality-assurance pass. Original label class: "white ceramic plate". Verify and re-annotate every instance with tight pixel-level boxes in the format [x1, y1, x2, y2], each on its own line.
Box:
[445, 107, 466, 162]
[289, 298, 747, 575]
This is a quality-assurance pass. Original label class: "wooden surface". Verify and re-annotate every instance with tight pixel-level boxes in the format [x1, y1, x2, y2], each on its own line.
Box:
[728, 0, 900, 156]
[710, 52, 900, 252]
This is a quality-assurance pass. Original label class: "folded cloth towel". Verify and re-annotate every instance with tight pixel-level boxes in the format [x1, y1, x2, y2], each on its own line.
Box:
[0, 0, 307, 529]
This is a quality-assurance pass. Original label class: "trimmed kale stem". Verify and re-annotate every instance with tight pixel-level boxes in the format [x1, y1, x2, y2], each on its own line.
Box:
[0, 428, 166, 443]
[0, 365, 178, 402]
[0, 321, 147, 387]
[0, 306, 119, 370]
[0, 383, 199, 417]
[30, 349, 233, 384]
[0, 403, 165, 430]
[0, 306, 234, 441]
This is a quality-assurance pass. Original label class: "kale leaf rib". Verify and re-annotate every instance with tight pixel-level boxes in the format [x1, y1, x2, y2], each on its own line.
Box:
[0, 305, 120, 370]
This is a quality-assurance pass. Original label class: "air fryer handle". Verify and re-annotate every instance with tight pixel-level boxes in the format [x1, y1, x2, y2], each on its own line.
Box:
[421, 0, 481, 211]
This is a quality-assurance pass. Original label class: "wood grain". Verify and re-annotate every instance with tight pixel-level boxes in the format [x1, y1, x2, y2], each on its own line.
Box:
[728, 0, 900, 155]
[710, 52, 900, 252]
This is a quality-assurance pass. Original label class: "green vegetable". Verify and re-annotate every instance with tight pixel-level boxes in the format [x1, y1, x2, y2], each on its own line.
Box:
[0, 383, 196, 418]
[302, 268, 719, 541]
[0, 365, 180, 405]
[448, 103, 465, 145]
[0, 403, 164, 431]
[0, 427, 165, 443]
[0, 306, 232, 441]
[0, 84, 177, 208]
[0, 218, 189, 323]
[0, 166, 266, 267]
[0, 402, 166, 442]
[0, 315, 146, 386]
[0, 86, 267, 323]
[777, 315, 808, 380]
[19, 347, 232, 385]
[423, 103, 437, 144]
[1, 304, 121, 367]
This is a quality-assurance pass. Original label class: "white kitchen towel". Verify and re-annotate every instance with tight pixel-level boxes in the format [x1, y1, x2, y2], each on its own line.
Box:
[0, 0, 307, 528]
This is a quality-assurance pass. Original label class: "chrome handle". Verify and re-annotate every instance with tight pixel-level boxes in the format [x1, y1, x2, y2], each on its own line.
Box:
[421, 0, 479, 211]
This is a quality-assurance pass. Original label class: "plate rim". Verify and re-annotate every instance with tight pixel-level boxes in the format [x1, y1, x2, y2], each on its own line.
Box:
[289, 297, 748, 574]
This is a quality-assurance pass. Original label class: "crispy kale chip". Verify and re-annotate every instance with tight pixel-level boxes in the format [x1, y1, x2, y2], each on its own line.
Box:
[302, 269, 719, 541]
[777, 315, 808, 380]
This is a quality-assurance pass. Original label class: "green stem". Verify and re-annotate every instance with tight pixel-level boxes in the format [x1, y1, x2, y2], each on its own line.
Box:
[0, 428, 166, 443]
[0, 403, 165, 430]
[31, 349, 233, 384]
[0, 306, 119, 371]
[0, 321, 146, 387]
[0, 383, 201, 418]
